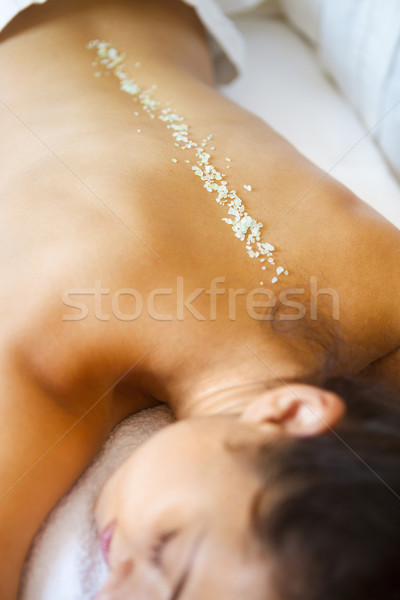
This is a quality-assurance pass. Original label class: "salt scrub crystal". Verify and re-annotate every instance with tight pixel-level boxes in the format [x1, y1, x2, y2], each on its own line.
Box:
[120, 80, 140, 95]
[86, 39, 290, 282]
[258, 242, 274, 252]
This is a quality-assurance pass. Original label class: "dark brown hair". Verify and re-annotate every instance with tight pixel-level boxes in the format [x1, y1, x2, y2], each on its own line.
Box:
[251, 375, 400, 600]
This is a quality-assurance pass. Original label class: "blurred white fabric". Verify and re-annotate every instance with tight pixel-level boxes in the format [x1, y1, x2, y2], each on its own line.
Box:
[0, 0, 48, 33]
[279, 0, 321, 43]
[220, 7, 400, 227]
[278, 0, 400, 184]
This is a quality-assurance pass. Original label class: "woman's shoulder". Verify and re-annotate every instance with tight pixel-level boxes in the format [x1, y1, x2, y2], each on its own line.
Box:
[312, 178, 400, 371]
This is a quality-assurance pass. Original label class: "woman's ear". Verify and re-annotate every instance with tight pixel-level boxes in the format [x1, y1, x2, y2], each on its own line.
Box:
[240, 384, 346, 437]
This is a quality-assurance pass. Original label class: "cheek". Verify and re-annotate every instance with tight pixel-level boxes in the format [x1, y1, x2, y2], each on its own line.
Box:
[184, 541, 251, 600]
[95, 475, 119, 529]
[122, 449, 203, 496]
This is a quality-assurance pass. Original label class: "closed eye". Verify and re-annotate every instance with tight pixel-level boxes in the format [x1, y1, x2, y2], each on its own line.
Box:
[149, 530, 202, 599]
[170, 533, 203, 600]
[170, 561, 191, 600]
[149, 529, 179, 568]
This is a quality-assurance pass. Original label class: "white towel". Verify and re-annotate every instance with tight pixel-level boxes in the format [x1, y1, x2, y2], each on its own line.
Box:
[19, 405, 175, 600]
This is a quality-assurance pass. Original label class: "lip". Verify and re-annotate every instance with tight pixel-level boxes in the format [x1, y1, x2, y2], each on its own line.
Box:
[99, 520, 117, 566]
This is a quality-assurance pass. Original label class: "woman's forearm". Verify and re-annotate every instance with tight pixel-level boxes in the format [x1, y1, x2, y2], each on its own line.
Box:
[0, 353, 115, 599]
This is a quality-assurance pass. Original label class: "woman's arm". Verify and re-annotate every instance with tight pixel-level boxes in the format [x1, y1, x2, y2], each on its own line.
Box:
[0, 347, 114, 600]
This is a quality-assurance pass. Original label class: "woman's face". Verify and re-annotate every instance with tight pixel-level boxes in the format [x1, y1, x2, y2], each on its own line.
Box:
[93, 383, 344, 598]
[93, 415, 272, 599]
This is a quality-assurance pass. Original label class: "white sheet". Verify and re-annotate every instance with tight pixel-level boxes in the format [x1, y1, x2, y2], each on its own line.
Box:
[278, 0, 400, 188]
[221, 11, 400, 228]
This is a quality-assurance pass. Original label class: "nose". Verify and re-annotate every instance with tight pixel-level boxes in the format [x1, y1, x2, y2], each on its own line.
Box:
[93, 559, 170, 600]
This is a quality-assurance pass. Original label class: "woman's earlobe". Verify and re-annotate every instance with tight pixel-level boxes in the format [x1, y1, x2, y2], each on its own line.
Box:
[240, 384, 346, 437]
[285, 387, 346, 436]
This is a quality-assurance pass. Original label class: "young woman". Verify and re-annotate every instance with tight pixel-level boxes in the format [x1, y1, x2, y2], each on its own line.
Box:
[1, 0, 399, 598]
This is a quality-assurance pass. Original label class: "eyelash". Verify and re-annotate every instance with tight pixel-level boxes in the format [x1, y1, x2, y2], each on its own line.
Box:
[149, 530, 178, 567]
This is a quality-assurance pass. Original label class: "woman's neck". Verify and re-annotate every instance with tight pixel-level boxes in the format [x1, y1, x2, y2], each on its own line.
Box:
[145, 330, 324, 420]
